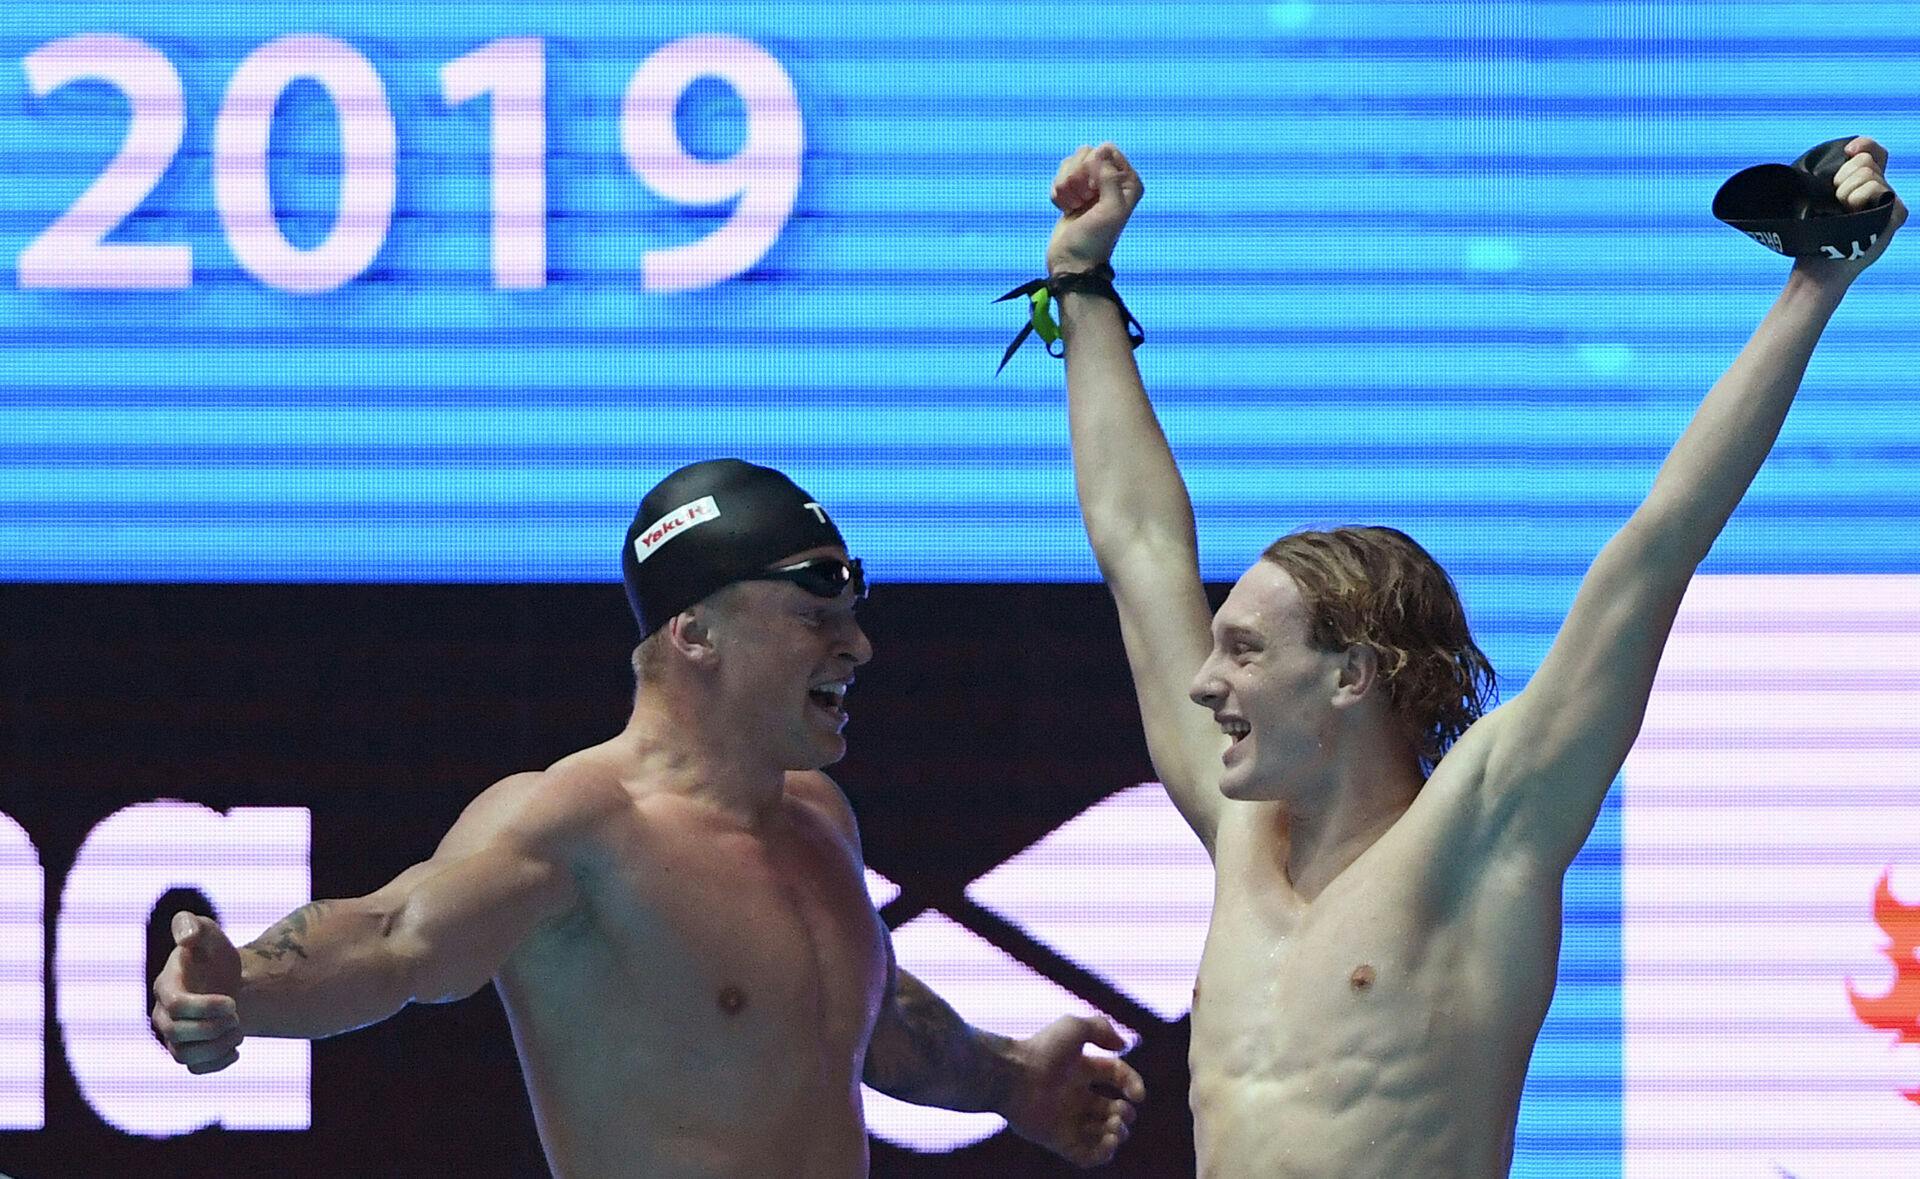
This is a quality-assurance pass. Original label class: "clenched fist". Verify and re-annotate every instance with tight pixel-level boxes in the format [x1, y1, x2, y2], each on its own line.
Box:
[151, 911, 246, 1074]
[1046, 143, 1144, 277]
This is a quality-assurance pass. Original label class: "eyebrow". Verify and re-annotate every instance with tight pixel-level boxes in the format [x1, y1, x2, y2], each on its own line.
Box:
[799, 594, 858, 613]
[1213, 622, 1262, 644]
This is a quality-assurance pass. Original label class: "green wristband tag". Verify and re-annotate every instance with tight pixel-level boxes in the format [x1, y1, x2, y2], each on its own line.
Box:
[1028, 287, 1061, 345]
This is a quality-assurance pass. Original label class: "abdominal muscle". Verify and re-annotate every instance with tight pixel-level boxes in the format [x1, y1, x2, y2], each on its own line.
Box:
[1188, 1046, 1516, 1179]
[495, 931, 874, 1179]
[1184, 817, 1559, 1179]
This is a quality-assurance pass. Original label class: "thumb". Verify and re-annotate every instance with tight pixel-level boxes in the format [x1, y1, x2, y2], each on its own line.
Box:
[1078, 1015, 1128, 1052]
[173, 912, 226, 963]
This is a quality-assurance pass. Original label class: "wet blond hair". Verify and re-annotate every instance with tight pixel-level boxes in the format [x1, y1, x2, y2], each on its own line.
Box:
[1261, 526, 1497, 775]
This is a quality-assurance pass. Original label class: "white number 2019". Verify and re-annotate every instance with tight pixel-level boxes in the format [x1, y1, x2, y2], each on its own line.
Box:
[17, 34, 801, 294]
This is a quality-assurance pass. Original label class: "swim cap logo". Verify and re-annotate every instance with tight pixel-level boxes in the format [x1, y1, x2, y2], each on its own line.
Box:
[1847, 868, 1920, 1106]
[803, 502, 829, 525]
[1820, 233, 1879, 262]
[632, 495, 721, 564]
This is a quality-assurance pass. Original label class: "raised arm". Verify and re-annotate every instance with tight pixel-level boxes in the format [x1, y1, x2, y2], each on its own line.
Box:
[1049, 144, 1230, 851]
[152, 771, 595, 1070]
[1474, 138, 1906, 872]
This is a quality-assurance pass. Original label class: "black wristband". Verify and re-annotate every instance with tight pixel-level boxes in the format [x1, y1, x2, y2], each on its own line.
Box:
[993, 264, 1144, 375]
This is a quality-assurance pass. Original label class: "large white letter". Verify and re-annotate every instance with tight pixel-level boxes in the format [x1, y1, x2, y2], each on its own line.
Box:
[0, 811, 43, 1129]
[967, 784, 1213, 1022]
[55, 801, 311, 1136]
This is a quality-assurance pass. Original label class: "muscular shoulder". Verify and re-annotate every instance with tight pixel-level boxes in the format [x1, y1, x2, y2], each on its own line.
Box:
[1414, 702, 1550, 840]
[432, 766, 632, 863]
[1362, 713, 1532, 894]
[783, 770, 862, 847]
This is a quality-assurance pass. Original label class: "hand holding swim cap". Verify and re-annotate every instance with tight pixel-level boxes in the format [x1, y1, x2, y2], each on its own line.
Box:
[1715, 136, 1905, 273]
[622, 459, 851, 637]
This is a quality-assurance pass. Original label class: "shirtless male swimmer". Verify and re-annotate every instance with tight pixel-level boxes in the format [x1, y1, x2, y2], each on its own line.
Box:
[1040, 141, 1903, 1176]
[150, 459, 1146, 1177]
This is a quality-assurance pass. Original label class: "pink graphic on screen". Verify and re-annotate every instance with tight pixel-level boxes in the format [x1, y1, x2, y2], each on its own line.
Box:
[966, 784, 1214, 1022]
[1623, 575, 1920, 1178]
[53, 802, 312, 1136]
[0, 813, 44, 1129]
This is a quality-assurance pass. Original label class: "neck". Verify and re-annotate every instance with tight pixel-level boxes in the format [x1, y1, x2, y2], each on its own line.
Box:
[1278, 726, 1425, 901]
[621, 688, 788, 825]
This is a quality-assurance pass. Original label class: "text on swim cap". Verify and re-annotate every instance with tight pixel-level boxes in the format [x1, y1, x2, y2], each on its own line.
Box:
[803, 502, 828, 524]
[1820, 232, 1879, 262]
[632, 495, 721, 564]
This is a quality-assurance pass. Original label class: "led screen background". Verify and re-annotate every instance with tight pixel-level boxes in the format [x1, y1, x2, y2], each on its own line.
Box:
[2, 1, 1918, 1176]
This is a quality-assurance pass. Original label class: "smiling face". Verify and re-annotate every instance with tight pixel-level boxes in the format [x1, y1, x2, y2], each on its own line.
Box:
[1260, 526, 1497, 776]
[1188, 560, 1345, 802]
[706, 545, 873, 771]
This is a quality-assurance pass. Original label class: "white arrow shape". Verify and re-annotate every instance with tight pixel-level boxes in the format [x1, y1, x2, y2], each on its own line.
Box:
[966, 783, 1214, 1022]
[862, 907, 1134, 1153]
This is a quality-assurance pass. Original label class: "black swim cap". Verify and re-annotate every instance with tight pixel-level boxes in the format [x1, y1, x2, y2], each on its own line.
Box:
[1714, 137, 1898, 259]
[622, 459, 849, 637]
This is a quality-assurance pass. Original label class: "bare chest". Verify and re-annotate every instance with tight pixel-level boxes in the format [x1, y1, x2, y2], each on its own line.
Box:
[1185, 826, 1561, 1176]
[1190, 825, 1558, 1093]
[638, 807, 882, 1036]
[508, 798, 889, 1080]
[1195, 860, 1455, 1076]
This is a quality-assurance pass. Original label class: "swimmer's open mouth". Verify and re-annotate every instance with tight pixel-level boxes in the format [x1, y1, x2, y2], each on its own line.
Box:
[1219, 717, 1250, 745]
[808, 682, 849, 713]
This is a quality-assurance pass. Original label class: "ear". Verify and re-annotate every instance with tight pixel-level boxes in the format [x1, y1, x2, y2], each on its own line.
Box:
[1331, 643, 1380, 708]
[664, 607, 718, 667]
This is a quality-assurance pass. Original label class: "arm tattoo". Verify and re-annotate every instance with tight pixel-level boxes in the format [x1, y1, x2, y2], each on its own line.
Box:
[245, 900, 334, 963]
[864, 967, 1018, 1112]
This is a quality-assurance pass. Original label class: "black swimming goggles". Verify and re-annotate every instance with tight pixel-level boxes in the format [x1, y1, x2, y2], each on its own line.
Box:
[744, 556, 868, 602]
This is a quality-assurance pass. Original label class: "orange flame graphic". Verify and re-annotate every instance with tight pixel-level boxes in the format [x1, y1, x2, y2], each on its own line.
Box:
[1847, 869, 1920, 1105]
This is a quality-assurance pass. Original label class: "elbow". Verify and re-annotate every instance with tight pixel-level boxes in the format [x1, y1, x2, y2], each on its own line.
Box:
[375, 901, 431, 1006]
[1613, 507, 1710, 581]
[1083, 518, 1143, 562]
[1080, 485, 1197, 553]
[382, 900, 485, 1006]
[1086, 523, 1198, 577]
[1629, 483, 1729, 570]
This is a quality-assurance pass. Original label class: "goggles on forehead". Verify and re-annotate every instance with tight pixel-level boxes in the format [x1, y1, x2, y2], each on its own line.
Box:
[744, 556, 868, 602]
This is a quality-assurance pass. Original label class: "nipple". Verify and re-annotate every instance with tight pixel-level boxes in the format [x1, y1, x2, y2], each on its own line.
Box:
[1349, 964, 1375, 992]
[718, 985, 747, 1016]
